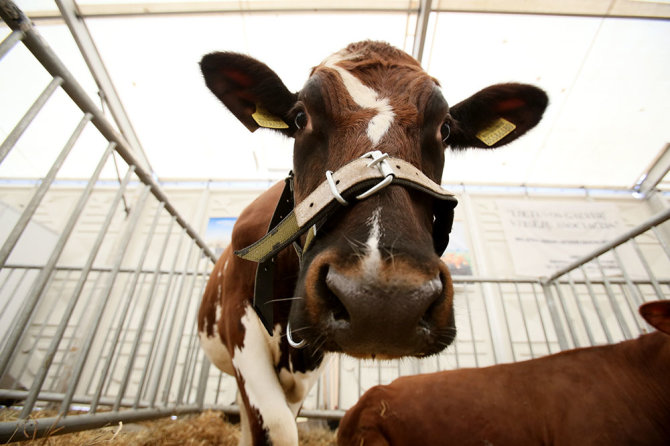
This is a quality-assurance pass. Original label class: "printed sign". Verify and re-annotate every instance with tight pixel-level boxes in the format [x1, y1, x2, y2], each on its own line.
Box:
[496, 200, 628, 278]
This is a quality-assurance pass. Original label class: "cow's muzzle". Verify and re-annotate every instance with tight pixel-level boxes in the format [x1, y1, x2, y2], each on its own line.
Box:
[293, 252, 455, 358]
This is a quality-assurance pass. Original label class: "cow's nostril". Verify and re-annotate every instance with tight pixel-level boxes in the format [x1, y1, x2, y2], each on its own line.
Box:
[321, 267, 351, 323]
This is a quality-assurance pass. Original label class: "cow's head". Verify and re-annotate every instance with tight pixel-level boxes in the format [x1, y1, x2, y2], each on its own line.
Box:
[201, 41, 547, 359]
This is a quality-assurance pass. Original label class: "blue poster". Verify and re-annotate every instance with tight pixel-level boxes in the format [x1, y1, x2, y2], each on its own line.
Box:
[205, 217, 237, 258]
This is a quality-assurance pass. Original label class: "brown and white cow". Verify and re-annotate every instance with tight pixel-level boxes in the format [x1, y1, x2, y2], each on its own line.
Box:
[197, 41, 548, 445]
[338, 300, 670, 446]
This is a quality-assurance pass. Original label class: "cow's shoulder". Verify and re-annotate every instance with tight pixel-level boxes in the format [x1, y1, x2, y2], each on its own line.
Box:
[231, 181, 285, 251]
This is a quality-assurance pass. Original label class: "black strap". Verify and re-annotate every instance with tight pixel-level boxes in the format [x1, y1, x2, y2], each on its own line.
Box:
[252, 175, 294, 334]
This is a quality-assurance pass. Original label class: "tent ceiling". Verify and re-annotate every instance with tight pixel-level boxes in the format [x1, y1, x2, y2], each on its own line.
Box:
[1, 1, 669, 189]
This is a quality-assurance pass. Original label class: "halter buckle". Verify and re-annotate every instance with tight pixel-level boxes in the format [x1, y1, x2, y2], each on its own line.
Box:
[356, 150, 395, 200]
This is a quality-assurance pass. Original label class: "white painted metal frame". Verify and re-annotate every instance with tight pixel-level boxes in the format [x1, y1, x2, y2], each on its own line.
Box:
[1, 1, 669, 442]
[0, 0, 217, 441]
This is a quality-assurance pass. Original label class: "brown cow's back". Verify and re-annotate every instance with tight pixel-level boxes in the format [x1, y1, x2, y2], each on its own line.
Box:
[338, 332, 670, 446]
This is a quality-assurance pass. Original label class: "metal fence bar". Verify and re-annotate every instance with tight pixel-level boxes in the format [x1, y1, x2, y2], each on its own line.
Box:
[0, 113, 93, 267]
[0, 268, 27, 317]
[147, 229, 188, 407]
[594, 257, 631, 339]
[0, 405, 202, 443]
[0, 28, 23, 59]
[540, 282, 569, 350]
[15, 143, 115, 398]
[91, 202, 164, 413]
[530, 283, 552, 353]
[513, 282, 535, 358]
[177, 255, 207, 405]
[651, 225, 670, 261]
[611, 247, 644, 308]
[111, 202, 166, 411]
[58, 270, 106, 392]
[0, 133, 111, 384]
[17, 270, 72, 389]
[58, 178, 147, 414]
[476, 282, 496, 364]
[160, 239, 197, 405]
[495, 282, 516, 361]
[133, 217, 178, 408]
[176, 291, 205, 405]
[629, 238, 665, 300]
[91, 271, 135, 398]
[579, 266, 613, 344]
[0, 1, 216, 263]
[463, 285, 479, 367]
[0, 77, 63, 165]
[550, 282, 578, 348]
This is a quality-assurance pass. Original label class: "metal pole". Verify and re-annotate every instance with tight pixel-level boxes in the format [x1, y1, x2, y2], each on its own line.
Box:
[0, 1, 217, 263]
[54, 0, 153, 173]
[629, 238, 665, 300]
[550, 282, 579, 348]
[90, 202, 165, 413]
[0, 113, 94, 268]
[611, 247, 645, 308]
[0, 132, 110, 382]
[530, 283, 552, 353]
[463, 285, 479, 367]
[160, 240, 198, 404]
[133, 218, 178, 408]
[0, 405, 202, 443]
[147, 229, 188, 407]
[539, 282, 569, 350]
[513, 282, 535, 358]
[58, 180, 148, 415]
[111, 203, 166, 412]
[496, 283, 516, 361]
[0, 28, 23, 60]
[594, 257, 631, 339]
[580, 266, 613, 344]
[567, 275, 595, 346]
[0, 77, 63, 165]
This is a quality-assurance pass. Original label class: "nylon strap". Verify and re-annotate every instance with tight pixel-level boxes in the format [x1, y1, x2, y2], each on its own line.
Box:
[235, 155, 457, 264]
[252, 175, 295, 332]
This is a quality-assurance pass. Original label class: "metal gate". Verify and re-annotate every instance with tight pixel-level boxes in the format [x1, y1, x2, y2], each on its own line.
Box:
[1, 1, 669, 442]
[0, 1, 219, 441]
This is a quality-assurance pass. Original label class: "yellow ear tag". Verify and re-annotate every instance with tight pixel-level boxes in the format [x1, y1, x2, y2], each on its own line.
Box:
[252, 105, 289, 129]
[476, 117, 516, 146]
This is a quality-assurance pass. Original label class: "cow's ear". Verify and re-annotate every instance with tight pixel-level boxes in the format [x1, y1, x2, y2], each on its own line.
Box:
[639, 300, 670, 335]
[201, 52, 298, 134]
[447, 83, 548, 149]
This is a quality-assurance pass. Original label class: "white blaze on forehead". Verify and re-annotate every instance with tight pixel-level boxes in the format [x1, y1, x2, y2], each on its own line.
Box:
[362, 207, 383, 276]
[323, 52, 395, 147]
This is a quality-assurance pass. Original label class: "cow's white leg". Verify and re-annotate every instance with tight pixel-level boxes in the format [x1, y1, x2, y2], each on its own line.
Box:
[237, 392, 252, 446]
[279, 355, 330, 418]
[233, 305, 298, 446]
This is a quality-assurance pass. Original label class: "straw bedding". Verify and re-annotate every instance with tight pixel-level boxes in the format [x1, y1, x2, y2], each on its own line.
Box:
[0, 410, 336, 445]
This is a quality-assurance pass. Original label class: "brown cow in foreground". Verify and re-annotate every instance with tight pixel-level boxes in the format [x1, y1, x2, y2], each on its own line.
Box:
[338, 300, 670, 446]
[198, 40, 547, 445]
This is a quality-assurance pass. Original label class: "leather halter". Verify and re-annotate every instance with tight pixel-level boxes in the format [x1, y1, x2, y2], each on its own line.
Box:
[235, 151, 458, 335]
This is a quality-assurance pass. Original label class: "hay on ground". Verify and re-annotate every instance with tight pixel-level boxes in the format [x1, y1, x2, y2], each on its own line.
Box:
[0, 409, 336, 445]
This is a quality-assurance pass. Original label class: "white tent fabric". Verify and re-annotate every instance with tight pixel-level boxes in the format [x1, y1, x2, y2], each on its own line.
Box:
[1, 2, 669, 189]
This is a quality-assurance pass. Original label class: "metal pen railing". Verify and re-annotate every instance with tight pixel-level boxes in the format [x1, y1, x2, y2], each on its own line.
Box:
[1, 0, 669, 441]
[0, 0, 217, 441]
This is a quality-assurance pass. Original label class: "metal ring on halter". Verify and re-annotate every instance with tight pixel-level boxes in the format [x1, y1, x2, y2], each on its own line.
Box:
[325, 170, 349, 205]
[286, 321, 307, 349]
[356, 151, 395, 200]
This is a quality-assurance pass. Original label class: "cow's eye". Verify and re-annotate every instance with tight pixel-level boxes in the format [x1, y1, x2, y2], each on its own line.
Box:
[440, 122, 451, 144]
[295, 112, 307, 130]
